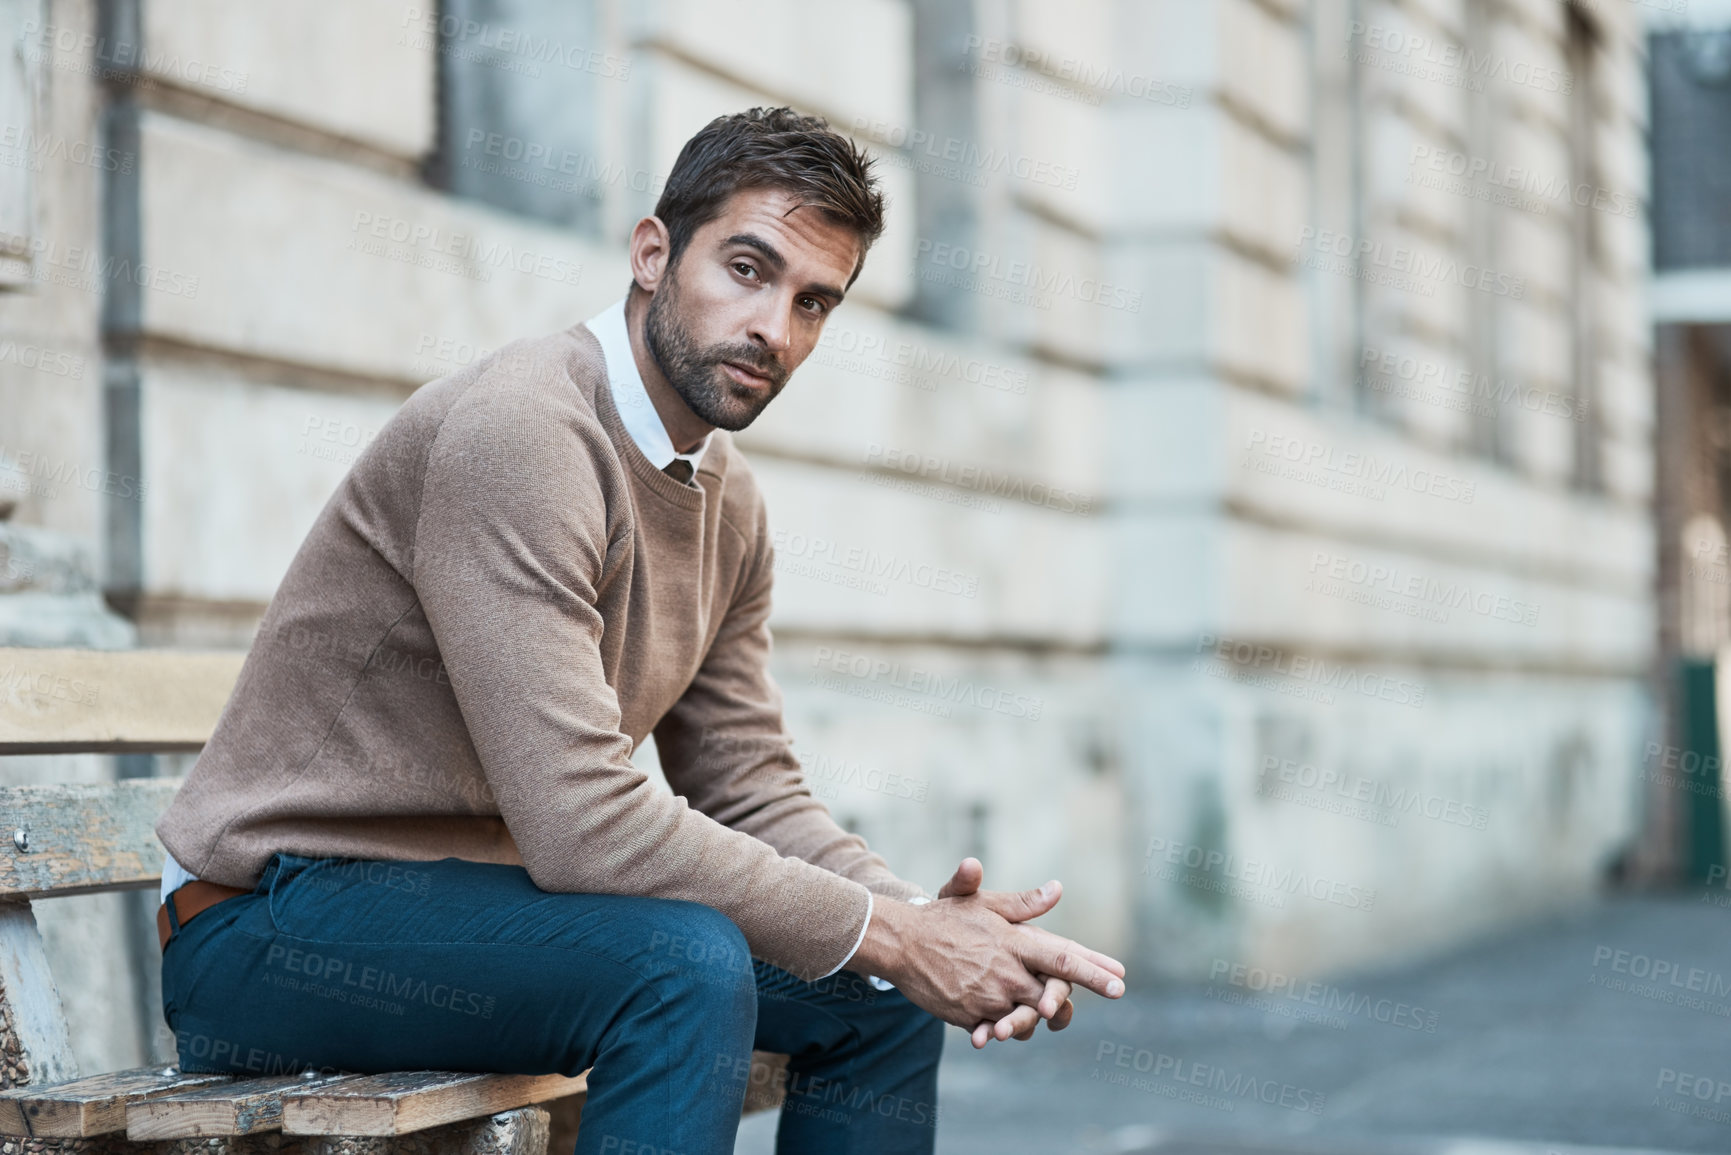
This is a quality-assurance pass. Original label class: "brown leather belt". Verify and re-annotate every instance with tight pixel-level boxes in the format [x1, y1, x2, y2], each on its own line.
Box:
[156, 880, 252, 952]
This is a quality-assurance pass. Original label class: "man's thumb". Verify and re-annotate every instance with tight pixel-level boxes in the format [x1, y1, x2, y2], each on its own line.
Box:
[938, 856, 984, 898]
[1003, 879, 1061, 922]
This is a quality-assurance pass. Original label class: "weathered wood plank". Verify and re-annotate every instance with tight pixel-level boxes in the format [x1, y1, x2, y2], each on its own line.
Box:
[128, 1073, 364, 1139]
[0, 647, 243, 754]
[0, 901, 76, 1091]
[281, 1073, 585, 1138]
[0, 1065, 230, 1136]
[0, 779, 185, 899]
[303, 1105, 549, 1155]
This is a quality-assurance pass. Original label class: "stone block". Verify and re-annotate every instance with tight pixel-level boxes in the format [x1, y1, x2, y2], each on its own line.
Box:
[142, 0, 436, 159]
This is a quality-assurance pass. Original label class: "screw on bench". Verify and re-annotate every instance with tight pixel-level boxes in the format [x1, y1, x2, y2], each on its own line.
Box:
[11, 828, 26, 852]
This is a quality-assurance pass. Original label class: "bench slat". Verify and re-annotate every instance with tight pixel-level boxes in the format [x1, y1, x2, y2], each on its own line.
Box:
[0, 647, 242, 754]
[0, 778, 185, 898]
[0, 1066, 231, 1136]
[281, 1071, 587, 1137]
[127, 1072, 364, 1139]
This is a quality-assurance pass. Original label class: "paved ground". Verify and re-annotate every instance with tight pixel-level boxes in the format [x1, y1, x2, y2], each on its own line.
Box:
[735, 894, 1731, 1154]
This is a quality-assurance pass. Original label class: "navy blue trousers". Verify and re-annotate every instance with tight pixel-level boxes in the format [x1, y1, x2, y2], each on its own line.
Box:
[160, 853, 945, 1155]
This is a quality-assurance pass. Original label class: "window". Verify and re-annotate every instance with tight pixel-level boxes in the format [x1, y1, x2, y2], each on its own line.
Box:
[427, 0, 606, 237]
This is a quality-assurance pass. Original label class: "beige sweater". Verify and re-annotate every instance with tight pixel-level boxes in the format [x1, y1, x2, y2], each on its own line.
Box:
[156, 322, 923, 980]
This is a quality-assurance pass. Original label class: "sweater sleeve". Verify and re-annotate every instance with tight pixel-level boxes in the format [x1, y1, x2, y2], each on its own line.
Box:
[410, 381, 874, 980]
[653, 502, 928, 904]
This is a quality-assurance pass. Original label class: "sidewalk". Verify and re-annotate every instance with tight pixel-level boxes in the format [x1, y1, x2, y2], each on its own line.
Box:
[735, 894, 1731, 1154]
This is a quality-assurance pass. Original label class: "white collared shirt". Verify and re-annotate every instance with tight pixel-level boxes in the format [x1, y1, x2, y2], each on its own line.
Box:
[585, 298, 711, 479]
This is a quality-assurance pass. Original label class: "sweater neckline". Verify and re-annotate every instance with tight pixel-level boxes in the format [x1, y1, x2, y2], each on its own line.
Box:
[572, 322, 717, 512]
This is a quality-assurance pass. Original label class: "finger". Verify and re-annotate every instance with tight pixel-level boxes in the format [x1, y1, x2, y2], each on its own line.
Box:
[976, 879, 1062, 924]
[970, 1021, 992, 1049]
[1036, 975, 1072, 1020]
[1022, 924, 1127, 978]
[993, 1003, 1041, 1042]
[1047, 998, 1074, 1032]
[938, 857, 984, 900]
[1014, 929, 1127, 1000]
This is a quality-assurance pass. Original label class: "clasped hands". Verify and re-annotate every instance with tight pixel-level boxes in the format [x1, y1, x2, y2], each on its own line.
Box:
[849, 856, 1126, 1050]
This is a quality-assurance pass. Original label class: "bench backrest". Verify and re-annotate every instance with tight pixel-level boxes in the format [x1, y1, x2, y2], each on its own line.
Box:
[0, 647, 243, 898]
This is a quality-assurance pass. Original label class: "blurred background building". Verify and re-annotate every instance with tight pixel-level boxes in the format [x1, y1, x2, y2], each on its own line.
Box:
[0, 0, 1699, 1081]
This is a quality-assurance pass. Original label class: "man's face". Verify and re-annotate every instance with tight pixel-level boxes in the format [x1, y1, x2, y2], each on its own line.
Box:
[644, 186, 861, 431]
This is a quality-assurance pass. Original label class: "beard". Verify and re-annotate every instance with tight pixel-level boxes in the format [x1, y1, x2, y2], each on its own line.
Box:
[643, 266, 789, 432]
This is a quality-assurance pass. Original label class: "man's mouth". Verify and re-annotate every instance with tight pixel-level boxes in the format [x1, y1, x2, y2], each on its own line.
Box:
[722, 361, 776, 389]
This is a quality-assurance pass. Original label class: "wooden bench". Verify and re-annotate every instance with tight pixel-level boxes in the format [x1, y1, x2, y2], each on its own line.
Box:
[0, 647, 789, 1155]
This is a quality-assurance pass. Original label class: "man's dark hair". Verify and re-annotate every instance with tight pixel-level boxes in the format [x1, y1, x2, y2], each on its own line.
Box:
[651, 106, 886, 289]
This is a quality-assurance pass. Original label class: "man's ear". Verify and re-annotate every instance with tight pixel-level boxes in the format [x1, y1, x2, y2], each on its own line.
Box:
[629, 215, 673, 293]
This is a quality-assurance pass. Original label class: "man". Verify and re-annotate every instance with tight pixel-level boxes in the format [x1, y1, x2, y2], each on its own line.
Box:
[154, 106, 1124, 1155]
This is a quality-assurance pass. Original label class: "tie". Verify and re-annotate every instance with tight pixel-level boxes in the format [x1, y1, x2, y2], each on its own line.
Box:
[663, 458, 695, 486]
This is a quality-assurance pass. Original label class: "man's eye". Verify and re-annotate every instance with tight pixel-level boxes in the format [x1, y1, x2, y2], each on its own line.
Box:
[801, 296, 827, 315]
[733, 262, 757, 279]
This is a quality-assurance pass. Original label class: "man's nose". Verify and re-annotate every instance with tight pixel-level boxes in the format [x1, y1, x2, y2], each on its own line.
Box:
[750, 298, 794, 353]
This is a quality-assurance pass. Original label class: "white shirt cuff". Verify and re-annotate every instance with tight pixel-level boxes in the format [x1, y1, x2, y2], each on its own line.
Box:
[818, 890, 874, 980]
